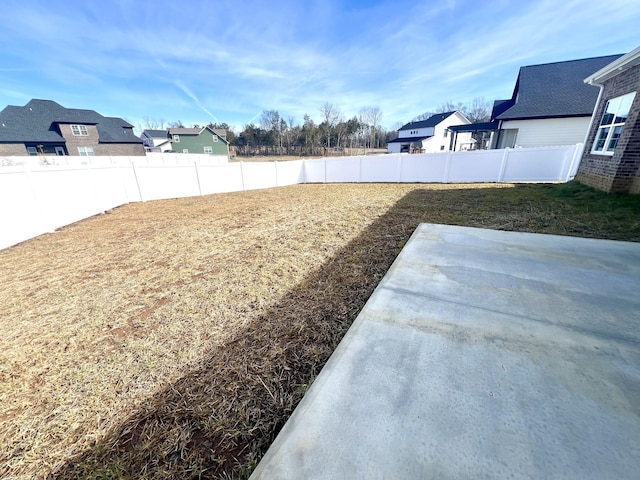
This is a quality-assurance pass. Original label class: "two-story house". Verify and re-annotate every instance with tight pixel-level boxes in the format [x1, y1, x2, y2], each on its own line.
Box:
[168, 127, 229, 155]
[387, 111, 471, 154]
[0, 99, 144, 156]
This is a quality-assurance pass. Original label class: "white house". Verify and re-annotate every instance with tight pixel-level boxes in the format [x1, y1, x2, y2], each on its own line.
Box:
[140, 129, 173, 152]
[387, 111, 472, 154]
[491, 55, 623, 149]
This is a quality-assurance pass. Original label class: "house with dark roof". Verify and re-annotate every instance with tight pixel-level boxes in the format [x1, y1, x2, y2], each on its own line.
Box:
[490, 55, 622, 149]
[387, 111, 471, 153]
[0, 99, 144, 156]
[576, 46, 640, 194]
[167, 127, 229, 155]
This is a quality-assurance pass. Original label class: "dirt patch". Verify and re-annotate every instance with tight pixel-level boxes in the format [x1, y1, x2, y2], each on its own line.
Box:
[1, 182, 639, 479]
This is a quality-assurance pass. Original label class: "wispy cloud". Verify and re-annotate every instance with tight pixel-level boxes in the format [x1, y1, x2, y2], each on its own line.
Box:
[0, 0, 638, 129]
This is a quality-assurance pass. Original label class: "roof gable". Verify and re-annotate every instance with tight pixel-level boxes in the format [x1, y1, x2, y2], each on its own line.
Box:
[399, 111, 457, 131]
[142, 129, 169, 138]
[496, 55, 623, 120]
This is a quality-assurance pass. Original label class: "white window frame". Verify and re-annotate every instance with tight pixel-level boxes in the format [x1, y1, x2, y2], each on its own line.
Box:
[212, 135, 219, 143]
[71, 124, 88, 136]
[182, 148, 189, 154]
[203, 146, 213, 154]
[173, 134, 180, 142]
[77, 146, 95, 156]
[591, 91, 636, 155]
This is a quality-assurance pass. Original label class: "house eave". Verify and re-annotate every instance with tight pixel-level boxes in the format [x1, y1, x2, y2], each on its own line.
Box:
[498, 113, 592, 122]
[584, 46, 640, 85]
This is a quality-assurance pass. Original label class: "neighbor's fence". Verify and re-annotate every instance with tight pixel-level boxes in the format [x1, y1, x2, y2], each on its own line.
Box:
[0, 152, 228, 167]
[0, 144, 582, 250]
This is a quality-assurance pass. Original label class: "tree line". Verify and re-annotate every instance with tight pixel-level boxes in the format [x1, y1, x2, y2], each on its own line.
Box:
[139, 97, 492, 157]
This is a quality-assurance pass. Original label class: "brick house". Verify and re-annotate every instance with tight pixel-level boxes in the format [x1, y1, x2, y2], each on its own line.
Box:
[576, 46, 640, 194]
[0, 99, 144, 156]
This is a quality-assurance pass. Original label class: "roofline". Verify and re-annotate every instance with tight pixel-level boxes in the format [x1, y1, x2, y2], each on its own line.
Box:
[584, 46, 640, 85]
[498, 113, 593, 121]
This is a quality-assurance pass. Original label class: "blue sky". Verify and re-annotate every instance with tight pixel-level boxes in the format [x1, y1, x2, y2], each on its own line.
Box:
[1, 0, 638, 133]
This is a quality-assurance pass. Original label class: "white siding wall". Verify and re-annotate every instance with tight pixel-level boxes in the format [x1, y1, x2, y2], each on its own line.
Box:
[424, 112, 471, 153]
[398, 126, 435, 138]
[502, 117, 591, 148]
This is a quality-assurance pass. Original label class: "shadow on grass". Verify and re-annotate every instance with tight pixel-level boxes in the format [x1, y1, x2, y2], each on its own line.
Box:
[51, 183, 640, 479]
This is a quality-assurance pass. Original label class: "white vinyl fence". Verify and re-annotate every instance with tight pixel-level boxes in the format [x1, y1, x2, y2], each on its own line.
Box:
[0, 144, 582, 250]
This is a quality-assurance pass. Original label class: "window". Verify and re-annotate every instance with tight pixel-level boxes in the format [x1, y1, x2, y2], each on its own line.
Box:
[444, 129, 448, 137]
[71, 124, 88, 136]
[440, 145, 445, 150]
[212, 135, 218, 142]
[182, 149, 189, 153]
[77, 146, 95, 156]
[27, 146, 38, 156]
[173, 134, 180, 142]
[204, 146, 213, 154]
[592, 92, 636, 155]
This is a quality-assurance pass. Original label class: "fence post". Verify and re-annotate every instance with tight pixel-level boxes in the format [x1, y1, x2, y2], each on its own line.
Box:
[131, 161, 144, 202]
[194, 161, 203, 196]
[358, 156, 362, 183]
[397, 154, 403, 183]
[564, 143, 583, 182]
[443, 152, 452, 182]
[323, 158, 327, 183]
[240, 161, 246, 190]
[274, 161, 279, 187]
[497, 148, 510, 182]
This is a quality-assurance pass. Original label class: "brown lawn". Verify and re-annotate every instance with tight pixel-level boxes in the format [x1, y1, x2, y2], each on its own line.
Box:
[1, 182, 639, 479]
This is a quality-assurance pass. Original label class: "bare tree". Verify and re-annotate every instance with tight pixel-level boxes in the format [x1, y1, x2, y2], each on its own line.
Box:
[141, 116, 167, 130]
[359, 106, 383, 149]
[319, 102, 341, 149]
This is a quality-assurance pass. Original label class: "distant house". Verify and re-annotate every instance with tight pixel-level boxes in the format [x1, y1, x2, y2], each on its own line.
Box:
[387, 111, 471, 153]
[490, 55, 622, 149]
[0, 99, 144, 156]
[140, 129, 173, 152]
[168, 127, 229, 155]
[576, 46, 640, 194]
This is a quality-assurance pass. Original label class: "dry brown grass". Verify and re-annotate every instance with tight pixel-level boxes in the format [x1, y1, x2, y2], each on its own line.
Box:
[1, 182, 639, 479]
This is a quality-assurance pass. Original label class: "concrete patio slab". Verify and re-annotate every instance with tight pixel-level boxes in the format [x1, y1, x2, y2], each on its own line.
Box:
[250, 224, 640, 480]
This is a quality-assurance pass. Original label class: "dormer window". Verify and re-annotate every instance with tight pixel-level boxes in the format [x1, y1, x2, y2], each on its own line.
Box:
[71, 124, 88, 136]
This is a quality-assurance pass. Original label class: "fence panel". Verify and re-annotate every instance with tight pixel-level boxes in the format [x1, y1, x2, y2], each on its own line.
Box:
[303, 159, 326, 183]
[503, 147, 571, 182]
[326, 156, 360, 182]
[133, 165, 200, 201]
[0, 167, 51, 249]
[361, 155, 401, 182]
[448, 150, 504, 182]
[275, 161, 305, 186]
[197, 164, 244, 194]
[242, 162, 279, 190]
[28, 166, 104, 229]
[400, 153, 447, 182]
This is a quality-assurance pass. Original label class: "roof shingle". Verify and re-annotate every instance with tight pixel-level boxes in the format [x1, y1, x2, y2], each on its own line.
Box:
[0, 99, 141, 144]
[496, 55, 623, 120]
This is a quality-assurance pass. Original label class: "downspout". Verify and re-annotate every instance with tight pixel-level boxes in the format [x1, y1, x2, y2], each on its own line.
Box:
[581, 78, 604, 150]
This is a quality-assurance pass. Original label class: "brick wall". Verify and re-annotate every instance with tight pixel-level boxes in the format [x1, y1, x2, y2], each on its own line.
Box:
[58, 124, 145, 156]
[0, 143, 28, 156]
[576, 65, 640, 193]
[93, 143, 146, 156]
